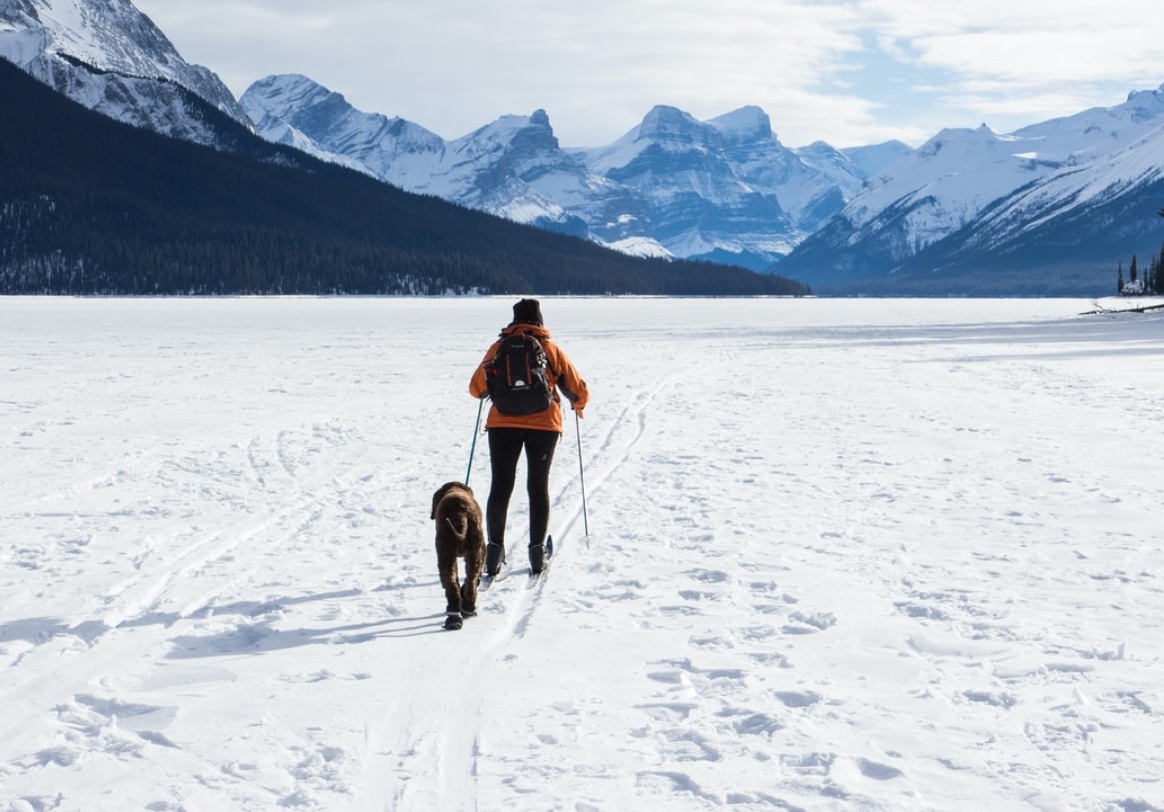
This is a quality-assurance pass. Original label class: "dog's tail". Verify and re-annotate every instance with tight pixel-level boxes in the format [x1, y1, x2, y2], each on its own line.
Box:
[444, 516, 469, 542]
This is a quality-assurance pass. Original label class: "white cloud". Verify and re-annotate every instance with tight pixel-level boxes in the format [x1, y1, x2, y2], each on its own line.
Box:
[859, 0, 1164, 134]
[135, 0, 1164, 148]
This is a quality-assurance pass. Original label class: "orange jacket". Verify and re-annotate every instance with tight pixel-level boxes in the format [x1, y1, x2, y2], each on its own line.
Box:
[469, 324, 589, 433]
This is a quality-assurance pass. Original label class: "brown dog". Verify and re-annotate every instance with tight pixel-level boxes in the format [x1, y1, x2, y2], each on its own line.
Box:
[430, 481, 486, 631]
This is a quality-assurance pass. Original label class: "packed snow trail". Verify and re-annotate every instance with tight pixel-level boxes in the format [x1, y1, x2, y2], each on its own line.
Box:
[2, 297, 1163, 812]
[359, 368, 676, 812]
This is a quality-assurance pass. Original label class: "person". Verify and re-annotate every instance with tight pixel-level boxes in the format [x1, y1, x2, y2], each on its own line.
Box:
[469, 298, 589, 576]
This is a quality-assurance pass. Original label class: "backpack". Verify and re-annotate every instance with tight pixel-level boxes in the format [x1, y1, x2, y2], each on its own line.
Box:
[485, 332, 555, 415]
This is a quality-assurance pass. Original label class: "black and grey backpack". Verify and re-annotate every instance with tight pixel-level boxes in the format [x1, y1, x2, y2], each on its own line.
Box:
[485, 333, 555, 415]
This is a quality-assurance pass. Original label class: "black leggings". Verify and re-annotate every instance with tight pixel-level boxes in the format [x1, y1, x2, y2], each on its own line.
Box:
[486, 428, 559, 550]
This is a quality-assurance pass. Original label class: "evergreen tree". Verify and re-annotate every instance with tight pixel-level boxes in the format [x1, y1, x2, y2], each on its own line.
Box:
[1157, 241, 1164, 293]
[1130, 254, 1139, 285]
[1118, 260, 1124, 295]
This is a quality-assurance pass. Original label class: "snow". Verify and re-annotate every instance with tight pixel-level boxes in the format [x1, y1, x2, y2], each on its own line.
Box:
[600, 236, 673, 258]
[962, 124, 1164, 247]
[707, 107, 773, 144]
[2, 296, 1163, 812]
[35, 0, 168, 82]
[0, 25, 47, 68]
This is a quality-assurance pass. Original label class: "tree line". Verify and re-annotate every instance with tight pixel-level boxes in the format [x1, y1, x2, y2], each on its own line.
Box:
[1115, 248, 1164, 296]
[1116, 208, 1164, 295]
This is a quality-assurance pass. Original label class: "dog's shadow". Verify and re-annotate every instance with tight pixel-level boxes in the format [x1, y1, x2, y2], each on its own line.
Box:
[167, 610, 451, 659]
[2, 588, 453, 665]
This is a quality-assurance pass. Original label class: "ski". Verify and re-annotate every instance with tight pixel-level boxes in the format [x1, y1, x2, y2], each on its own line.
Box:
[479, 564, 511, 592]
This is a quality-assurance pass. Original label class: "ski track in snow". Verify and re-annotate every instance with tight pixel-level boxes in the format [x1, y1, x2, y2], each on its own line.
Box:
[1, 297, 1163, 812]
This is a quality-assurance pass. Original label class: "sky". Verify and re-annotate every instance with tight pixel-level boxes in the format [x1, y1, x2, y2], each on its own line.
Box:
[131, 0, 1164, 149]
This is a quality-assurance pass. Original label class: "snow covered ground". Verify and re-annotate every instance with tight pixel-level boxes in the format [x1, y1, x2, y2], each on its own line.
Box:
[2, 296, 1163, 812]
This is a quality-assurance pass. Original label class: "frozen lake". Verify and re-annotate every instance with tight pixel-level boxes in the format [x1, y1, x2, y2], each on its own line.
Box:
[2, 296, 1163, 811]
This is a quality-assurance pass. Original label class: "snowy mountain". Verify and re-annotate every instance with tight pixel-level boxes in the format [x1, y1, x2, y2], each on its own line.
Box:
[780, 84, 1164, 293]
[577, 105, 798, 267]
[242, 76, 602, 240]
[0, 0, 251, 145]
[243, 74, 909, 270]
[1, 57, 805, 297]
[240, 73, 440, 181]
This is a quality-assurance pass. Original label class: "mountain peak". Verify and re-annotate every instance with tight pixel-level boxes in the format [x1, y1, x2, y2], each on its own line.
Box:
[243, 75, 357, 131]
[241, 72, 445, 181]
[638, 105, 702, 139]
[708, 106, 774, 143]
[1129, 83, 1164, 102]
[251, 73, 323, 92]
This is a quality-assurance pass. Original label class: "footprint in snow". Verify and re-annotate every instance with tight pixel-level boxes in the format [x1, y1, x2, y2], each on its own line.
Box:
[782, 610, 836, 634]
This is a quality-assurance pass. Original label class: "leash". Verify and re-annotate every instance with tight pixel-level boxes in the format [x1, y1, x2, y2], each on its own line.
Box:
[465, 398, 485, 486]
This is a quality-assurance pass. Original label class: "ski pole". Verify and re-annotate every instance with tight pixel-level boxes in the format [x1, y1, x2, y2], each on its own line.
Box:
[575, 409, 590, 545]
[465, 398, 484, 486]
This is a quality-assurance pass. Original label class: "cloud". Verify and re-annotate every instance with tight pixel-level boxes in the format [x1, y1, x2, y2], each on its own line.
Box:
[860, 0, 1164, 133]
[135, 0, 1164, 149]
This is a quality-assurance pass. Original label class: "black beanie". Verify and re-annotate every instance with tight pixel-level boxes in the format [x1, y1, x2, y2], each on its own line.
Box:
[512, 298, 543, 326]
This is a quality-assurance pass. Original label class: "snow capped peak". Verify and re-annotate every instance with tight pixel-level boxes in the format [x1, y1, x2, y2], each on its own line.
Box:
[241, 73, 444, 183]
[637, 104, 706, 141]
[837, 140, 913, 181]
[246, 73, 336, 109]
[907, 124, 1014, 167]
[797, 140, 846, 162]
[708, 106, 774, 144]
[1128, 82, 1164, 102]
[924, 123, 999, 146]
[456, 110, 547, 140]
[242, 73, 404, 147]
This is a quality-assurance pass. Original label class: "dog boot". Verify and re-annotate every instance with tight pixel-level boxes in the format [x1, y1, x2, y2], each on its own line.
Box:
[528, 542, 545, 575]
[443, 598, 464, 630]
[460, 582, 477, 617]
[486, 542, 506, 577]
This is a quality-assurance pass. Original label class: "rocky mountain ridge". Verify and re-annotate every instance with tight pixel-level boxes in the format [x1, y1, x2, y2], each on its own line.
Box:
[241, 74, 910, 271]
[0, 0, 250, 144]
